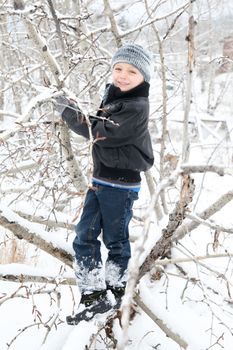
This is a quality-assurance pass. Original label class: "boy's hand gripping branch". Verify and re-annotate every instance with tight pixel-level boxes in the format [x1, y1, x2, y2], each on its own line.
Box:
[53, 94, 82, 118]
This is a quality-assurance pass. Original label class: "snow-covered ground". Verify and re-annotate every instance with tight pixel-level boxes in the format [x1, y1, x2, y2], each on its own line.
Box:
[1, 162, 233, 350]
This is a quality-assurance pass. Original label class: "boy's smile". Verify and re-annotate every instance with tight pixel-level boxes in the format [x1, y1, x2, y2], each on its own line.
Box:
[112, 62, 144, 91]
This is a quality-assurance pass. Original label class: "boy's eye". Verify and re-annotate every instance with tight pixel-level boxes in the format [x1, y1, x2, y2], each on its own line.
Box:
[114, 67, 122, 71]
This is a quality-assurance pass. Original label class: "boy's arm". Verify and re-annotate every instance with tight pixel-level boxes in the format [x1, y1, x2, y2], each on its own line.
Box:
[91, 102, 145, 147]
[54, 97, 145, 145]
[54, 95, 90, 139]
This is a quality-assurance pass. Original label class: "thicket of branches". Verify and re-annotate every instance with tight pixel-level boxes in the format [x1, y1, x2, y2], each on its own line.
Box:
[0, 0, 233, 349]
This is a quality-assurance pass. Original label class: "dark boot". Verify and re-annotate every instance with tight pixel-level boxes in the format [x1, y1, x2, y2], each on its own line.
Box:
[66, 289, 113, 325]
[80, 290, 107, 307]
[107, 285, 125, 308]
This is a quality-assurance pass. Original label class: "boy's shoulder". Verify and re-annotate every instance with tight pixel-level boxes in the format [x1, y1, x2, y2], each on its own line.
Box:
[108, 97, 149, 121]
[119, 96, 149, 110]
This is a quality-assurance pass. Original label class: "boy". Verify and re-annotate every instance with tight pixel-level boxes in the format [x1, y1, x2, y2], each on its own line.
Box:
[55, 44, 154, 324]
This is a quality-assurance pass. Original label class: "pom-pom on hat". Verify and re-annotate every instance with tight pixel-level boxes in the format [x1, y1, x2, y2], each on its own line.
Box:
[111, 44, 153, 82]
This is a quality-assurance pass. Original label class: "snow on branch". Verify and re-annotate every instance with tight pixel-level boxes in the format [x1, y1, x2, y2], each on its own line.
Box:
[0, 203, 73, 267]
[23, 17, 63, 88]
[139, 174, 195, 279]
[0, 272, 76, 285]
[14, 210, 75, 231]
[147, 252, 233, 267]
[0, 91, 54, 142]
[134, 294, 188, 349]
[173, 190, 233, 241]
[186, 212, 233, 233]
[0, 263, 76, 285]
[144, 163, 231, 222]
[0, 160, 40, 176]
[118, 175, 194, 349]
[8, 3, 88, 193]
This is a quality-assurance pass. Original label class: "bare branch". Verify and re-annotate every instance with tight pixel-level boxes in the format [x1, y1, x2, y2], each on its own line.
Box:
[144, 0, 169, 215]
[103, 0, 122, 47]
[120, 1, 190, 39]
[47, 0, 66, 54]
[144, 170, 163, 221]
[180, 164, 227, 176]
[57, 122, 87, 192]
[182, 6, 196, 163]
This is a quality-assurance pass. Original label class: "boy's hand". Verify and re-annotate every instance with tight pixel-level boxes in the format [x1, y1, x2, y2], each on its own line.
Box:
[53, 95, 72, 115]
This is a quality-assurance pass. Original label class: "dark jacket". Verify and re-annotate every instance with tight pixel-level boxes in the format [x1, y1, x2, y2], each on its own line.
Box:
[62, 81, 154, 183]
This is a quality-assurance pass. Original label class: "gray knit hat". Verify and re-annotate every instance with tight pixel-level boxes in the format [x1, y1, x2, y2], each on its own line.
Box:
[111, 44, 153, 82]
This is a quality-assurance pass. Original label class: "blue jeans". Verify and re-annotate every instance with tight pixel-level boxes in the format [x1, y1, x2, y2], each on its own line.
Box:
[73, 184, 138, 292]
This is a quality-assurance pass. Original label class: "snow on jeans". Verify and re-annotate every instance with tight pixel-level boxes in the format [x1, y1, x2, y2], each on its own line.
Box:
[73, 184, 138, 293]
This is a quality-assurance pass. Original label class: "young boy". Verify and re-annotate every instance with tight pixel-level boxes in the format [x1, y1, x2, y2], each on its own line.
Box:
[55, 44, 154, 324]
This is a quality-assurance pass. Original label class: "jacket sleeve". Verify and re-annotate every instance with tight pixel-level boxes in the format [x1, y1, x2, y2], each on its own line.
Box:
[91, 102, 145, 147]
[61, 106, 90, 139]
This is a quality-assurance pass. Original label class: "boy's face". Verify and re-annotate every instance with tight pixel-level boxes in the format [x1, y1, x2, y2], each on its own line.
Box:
[112, 62, 144, 91]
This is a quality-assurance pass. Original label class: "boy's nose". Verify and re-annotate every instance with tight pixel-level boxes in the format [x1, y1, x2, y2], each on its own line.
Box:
[119, 71, 127, 79]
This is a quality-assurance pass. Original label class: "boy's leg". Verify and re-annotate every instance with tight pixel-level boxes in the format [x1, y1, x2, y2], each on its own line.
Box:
[73, 188, 105, 293]
[96, 186, 138, 288]
[66, 186, 138, 324]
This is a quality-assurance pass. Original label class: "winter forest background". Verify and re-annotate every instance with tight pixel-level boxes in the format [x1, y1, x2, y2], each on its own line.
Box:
[0, 0, 233, 349]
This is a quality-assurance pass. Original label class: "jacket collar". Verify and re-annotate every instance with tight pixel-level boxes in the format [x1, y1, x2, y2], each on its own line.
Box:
[102, 81, 150, 105]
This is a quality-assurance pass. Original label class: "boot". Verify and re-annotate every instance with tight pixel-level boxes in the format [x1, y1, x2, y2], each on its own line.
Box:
[107, 285, 125, 308]
[66, 289, 113, 325]
[80, 289, 107, 307]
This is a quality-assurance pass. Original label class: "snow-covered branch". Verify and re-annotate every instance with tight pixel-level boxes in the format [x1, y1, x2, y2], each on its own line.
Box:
[186, 212, 233, 233]
[139, 174, 195, 279]
[135, 294, 188, 349]
[148, 252, 233, 267]
[0, 263, 76, 285]
[173, 190, 233, 241]
[23, 16, 63, 88]
[0, 204, 73, 267]
[10, 3, 88, 192]
[14, 210, 75, 231]
[0, 91, 54, 142]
